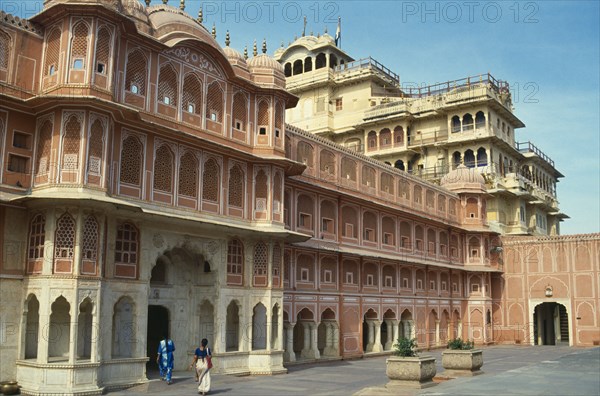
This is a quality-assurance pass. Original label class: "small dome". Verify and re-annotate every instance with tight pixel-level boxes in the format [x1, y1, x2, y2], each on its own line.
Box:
[247, 54, 284, 73]
[440, 164, 486, 187]
[223, 46, 246, 64]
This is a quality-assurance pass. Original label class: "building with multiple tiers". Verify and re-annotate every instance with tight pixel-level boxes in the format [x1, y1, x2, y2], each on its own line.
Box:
[0, 1, 597, 395]
[274, 36, 568, 237]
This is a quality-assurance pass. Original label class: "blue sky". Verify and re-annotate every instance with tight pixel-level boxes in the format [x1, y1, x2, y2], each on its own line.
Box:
[7, 1, 600, 234]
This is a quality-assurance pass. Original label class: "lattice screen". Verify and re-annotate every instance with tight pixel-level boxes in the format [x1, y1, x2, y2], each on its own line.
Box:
[227, 239, 243, 275]
[115, 223, 138, 264]
[341, 157, 357, 181]
[297, 142, 314, 168]
[157, 64, 178, 106]
[28, 214, 45, 259]
[275, 102, 283, 130]
[119, 135, 142, 185]
[232, 92, 248, 129]
[125, 49, 147, 95]
[62, 115, 81, 170]
[178, 151, 198, 197]
[257, 100, 270, 126]
[182, 73, 202, 114]
[206, 82, 223, 122]
[44, 27, 61, 75]
[255, 169, 268, 210]
[228, 164, 244, 208]
[0, 31, 10, 70]
[36, 120, 53, 175]
[88, 119, 104, 176]
[253, 242, 267, 276]
[273, 172, 282, 212]
[398, 179, 410, 199]
[414, 186, 422, 203]
[426, 190, 435, 208]
[394, 126, 404, 144]
[381, 173, 394, 194]
[379, 128, 391, 146]
[70, 21, 89, 67]
[54, 213, 75, 259]
[82, 215, 99, 261]
[153, 144, 174, 193]
[272, 244, 281, 277]
[362, 165, 375, 187]
[202, 158, 219, 202]
[320, 150, 335, 174]
[95, 26, 111, 73]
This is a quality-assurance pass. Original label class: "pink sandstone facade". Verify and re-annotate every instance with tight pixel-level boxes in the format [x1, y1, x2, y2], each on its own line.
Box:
[0, 1, 597, 394]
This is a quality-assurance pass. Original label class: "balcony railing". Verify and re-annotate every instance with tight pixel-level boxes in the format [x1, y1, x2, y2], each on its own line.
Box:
[335, 57, 400, 85]
[401, 72, 509, 98]
[516, 141, 555, 168]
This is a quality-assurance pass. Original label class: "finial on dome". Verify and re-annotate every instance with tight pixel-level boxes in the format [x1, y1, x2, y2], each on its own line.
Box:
[317, 32, 320, 38]
[252, 40, 258, 57]
[212, 23, 217, 39]
[162, 0, 167, 4]
[324, 26, 328, 34]
[280, 41, 284, 48]
[243, 45, 248, 60]
[225, 30, 230, 47]
[179, 0, 185, 10]
[262, 38, 267, 54]
[197, 6, 203, 23]
[145, 0, 150, 6]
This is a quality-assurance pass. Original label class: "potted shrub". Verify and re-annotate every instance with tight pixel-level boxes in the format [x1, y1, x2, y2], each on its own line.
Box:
[441, 338, 483, 377]
[385, 338, 437, 389]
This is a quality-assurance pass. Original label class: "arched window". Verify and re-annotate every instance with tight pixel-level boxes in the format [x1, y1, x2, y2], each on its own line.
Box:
[284, 62, 291, 77]
[304, 57, 312, 72]
[463, 113, 474, 130]
[119, 135, 143, 186]
[395, 160, 405, 171]
[27, 214, 45, 273]
[54, 213, 75, 272]
[464, 149, 475, 168]
[94, 26, 112, 75]
[272, 244, 281, 287]
[257, 100, 270, 136]
[293, 59, 303, 75]
[125, 49, 147, 95]
[253, 242, 268, 285]
[202, 158, 220, 202]
[255, 169, 268, 212]
[0, 30, 11, 71]
[44, 27, 61, 76]
[114, 222, 139, 278]
[81, 215, 99, 274]
[157, 63, 178, 107]
[232, 92, 248, 131]
[274, 102, 283, 138]
[451, 115, 461, 133]
[367, 131, 377, 150]
[330, 54, 338, 68]
[182, 73, 203, 114]
[362, 165, 376, 188]
[475, 111, 485, 129]
[394, 126, 404, 145]
[227, 239, 244, 281]
[452, 151, 461, 169]
[315, 53, 326, 69]
[273, 171, 282, 213]
[87, 118, 105, 179]
[477, 147, 488, 167]
[228, 164, 244, 208]
[381, 172, 394, 194]
[153, 144, 174, 193]
[320, 150, 335, 176]
[62, 115, 82, 172]
[69, 21, 89, 70]
[297, 141, 314, 168]
[341, 157, 357, 181]
[206, 82, 223, 123]
[178, 151, 198, 198]
[36, 120, 53, 177]
[379, 128, 391, 147]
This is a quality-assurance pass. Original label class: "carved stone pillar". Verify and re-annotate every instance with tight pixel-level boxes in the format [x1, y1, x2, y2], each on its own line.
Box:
[283, 322, 295, 362]
[372, 320, 383, 352]
[365, 320, 374, 352]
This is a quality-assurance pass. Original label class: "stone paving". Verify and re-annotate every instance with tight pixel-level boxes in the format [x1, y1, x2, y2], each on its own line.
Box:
[108, 345, 600, 395]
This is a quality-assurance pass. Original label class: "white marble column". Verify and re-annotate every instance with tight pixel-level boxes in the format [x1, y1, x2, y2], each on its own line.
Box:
[435, 320, 440, 346]
[365, 320, 374, 352]
[323, 321, 337, 357]
[69, 305, 78, 363]
[384, 320, 393, 350]
[283, 323, 295, 362]
[372, 320, 383, 352]
[300, 322, 311, 359]
[310, 323, 320, 359]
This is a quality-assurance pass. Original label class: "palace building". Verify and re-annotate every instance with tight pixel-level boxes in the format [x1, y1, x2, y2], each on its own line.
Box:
[0, 1, 598, 395]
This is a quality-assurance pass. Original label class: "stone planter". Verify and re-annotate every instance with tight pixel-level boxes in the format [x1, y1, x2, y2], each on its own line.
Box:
[385, 355, 437, 389]
[442, 349, 483, 377]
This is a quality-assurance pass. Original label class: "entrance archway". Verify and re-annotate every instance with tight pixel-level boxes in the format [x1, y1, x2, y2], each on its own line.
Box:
[147, 305, 169, 371]
[533, 302, 569, 345]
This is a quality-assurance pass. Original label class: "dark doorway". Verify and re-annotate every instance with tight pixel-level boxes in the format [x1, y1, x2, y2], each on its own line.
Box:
[533, 302, 569, 345]
[147, 305, 169, 372]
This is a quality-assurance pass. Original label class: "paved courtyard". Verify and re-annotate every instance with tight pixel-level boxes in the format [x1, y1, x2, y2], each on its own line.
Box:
[109, 345, 600, 395]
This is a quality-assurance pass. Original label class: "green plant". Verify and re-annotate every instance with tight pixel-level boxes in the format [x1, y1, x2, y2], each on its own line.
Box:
[447, 338, 474, 350]
[392, 337, 418, 357]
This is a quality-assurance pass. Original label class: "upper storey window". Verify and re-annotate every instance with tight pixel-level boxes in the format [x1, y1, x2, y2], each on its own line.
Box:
[125, 49, 147, 95]
[182, 73, 203, 115]
[0, 31, 11, 71]
[95, 26, 112, 75]
[232, 92, 248, 131]
[257, 100, 270, 136]
[158, 63, 178, 107]
[44, 27, 61, 77]
[70, 21, 89, 70]
[206, 82, 223, 123]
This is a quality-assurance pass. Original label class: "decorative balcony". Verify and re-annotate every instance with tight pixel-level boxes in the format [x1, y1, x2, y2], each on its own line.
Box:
[516, 141, 556, 169]
[334, 57, 400, 86]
